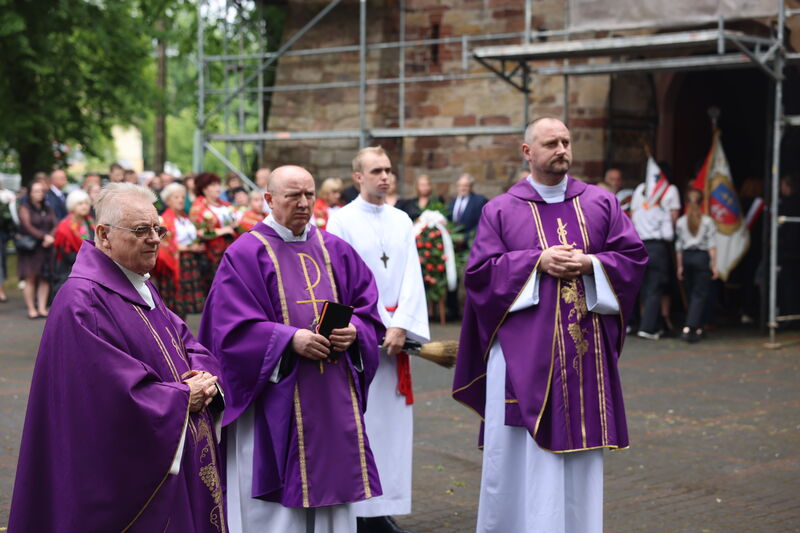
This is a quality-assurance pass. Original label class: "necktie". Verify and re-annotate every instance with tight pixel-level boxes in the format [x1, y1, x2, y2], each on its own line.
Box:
[455, 197, 466, 222]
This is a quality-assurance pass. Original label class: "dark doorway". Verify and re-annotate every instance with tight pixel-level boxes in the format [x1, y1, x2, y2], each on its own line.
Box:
[671, 69, 771, 192]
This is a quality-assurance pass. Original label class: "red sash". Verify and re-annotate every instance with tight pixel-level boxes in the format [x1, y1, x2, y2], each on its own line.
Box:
[386, 305, 413, 405]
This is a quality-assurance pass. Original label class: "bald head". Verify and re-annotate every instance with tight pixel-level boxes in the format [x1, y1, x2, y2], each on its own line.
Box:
[266, 165, 316, 235]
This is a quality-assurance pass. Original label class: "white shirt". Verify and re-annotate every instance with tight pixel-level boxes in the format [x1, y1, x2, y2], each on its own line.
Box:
[115, 263, 155, 310]
[208, 203, 237, 227]
[327, 196, 430, 343]
[630, 182, 680, 241]
[675, 214, 717, 252]
[452, 195, 468, 222]
[265, 215, 310, 242]
[174, 217, 198, 247]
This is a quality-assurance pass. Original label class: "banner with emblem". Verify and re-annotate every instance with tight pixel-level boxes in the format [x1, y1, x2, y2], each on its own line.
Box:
[691, 130, 749, 281]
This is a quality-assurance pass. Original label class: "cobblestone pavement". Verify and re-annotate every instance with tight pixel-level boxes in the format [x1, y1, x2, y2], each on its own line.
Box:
[1, 287, 799, 531]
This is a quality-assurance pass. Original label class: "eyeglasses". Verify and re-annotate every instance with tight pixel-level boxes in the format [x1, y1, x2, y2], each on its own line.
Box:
[105, 224, 168, 239]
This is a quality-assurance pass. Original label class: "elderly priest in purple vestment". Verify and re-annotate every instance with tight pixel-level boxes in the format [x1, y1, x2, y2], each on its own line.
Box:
[453, 118, 648, 533]
[9, 183, 226, 533]
[199, 165, 385, 533]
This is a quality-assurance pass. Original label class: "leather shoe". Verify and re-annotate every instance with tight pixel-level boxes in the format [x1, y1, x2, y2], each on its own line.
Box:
[356, 516, 412, 533]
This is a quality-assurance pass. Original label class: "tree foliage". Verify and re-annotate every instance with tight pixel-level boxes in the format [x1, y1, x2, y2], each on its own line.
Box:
[0, 0, 156, 184]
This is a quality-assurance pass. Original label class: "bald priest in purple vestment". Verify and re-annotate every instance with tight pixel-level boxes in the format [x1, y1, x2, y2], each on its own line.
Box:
[199, 165, 385, 533]
[9, 183, 226, 533]
[453, 118, 648, 533]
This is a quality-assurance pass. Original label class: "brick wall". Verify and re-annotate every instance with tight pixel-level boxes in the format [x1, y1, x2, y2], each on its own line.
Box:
[265, 0, 612, 199]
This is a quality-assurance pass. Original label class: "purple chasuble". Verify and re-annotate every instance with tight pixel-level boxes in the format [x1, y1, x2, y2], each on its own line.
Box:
[199, 223, 384, 508]
[452, 178, 648, 452]
[9, 241, 226, 533]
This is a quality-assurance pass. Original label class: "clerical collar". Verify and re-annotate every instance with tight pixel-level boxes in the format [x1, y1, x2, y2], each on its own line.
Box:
[353, 195, 384, 214]
[527, 175, 568, 204]
[266, 215, 311, 242]
[114, 261, 155, 309]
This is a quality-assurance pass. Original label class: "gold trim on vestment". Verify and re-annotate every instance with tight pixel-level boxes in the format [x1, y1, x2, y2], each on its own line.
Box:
[316, 229, 339, 303]
[121, 398, 190, 533]
[533, 287, 558, 439]
[347, 371, 372, 499]
[163, 324, 190, 368]
[554, 281, 574, 449]
[196, 416, 226, 532]
[561, 279, 588, 449]
[592, 314, 609, 446]
[572, 196, 591, 251]
[529, 202, 549, 249]
[293, 383, 310, 507]
[133, 305, 181, 383]
[542, 443, 624, 454]
[250, 231, 291, 326]
[297, 252, 323, 320]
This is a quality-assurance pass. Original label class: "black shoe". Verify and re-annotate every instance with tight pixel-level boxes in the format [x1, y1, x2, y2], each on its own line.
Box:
[680, 327, 691, 342]
[357, 516, 412, 533]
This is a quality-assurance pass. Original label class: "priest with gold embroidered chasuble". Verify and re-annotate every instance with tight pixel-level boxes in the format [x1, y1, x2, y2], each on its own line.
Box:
[453, 118, 648, 533]
[199, 165, 384, 533]
[10, 184, 226, 533]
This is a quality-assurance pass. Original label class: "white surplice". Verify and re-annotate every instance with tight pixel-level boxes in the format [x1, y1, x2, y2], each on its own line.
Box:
[327, 196, 430, 517]
[476, 178, 617, 533]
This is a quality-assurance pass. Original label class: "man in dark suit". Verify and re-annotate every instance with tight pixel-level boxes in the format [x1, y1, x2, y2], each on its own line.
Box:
[46, 169, 68, 221]
[447, 173, 488, 320]
[447, 173, 488, 240]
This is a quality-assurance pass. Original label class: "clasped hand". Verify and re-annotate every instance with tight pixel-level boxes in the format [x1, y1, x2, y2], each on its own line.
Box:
[539, 244, 592, 280]
[292, 323, 357, 360]
[183, 371, 219, 413]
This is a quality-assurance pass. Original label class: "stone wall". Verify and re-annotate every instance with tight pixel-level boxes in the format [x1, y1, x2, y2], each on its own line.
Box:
[264, 0, 615, 198]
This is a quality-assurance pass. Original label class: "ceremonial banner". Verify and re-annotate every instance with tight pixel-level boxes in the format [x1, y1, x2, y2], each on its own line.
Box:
[691, 130, 749, 281]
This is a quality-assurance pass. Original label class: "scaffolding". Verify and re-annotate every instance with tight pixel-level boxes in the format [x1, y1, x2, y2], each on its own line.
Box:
[194, 0, 799, 343]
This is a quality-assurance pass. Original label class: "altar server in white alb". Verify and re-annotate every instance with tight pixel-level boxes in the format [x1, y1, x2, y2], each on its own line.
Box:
[327, 146, 430, 533]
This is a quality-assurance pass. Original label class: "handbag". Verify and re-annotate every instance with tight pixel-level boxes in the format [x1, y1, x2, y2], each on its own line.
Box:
[14, 233, 38, 252]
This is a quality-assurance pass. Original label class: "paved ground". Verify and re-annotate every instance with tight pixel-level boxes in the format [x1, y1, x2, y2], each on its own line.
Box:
[1, 285, 799, 532]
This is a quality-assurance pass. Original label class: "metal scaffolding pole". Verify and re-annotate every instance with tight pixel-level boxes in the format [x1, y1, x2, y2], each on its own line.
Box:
[193, 1, 206, 173]
[359, 0, 367, 149]
[767, 0, 786, 347]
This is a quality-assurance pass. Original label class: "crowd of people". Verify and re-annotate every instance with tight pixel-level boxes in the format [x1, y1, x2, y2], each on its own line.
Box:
[3, 119, 800, 533]
[597, 165, 800, 342]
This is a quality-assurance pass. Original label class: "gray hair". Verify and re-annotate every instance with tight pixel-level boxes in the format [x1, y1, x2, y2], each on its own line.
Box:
[94, 183, 156, 226]
[160, 182, 187, 204]
[457, 173, 475, 186]
[66, 189, 91, 213]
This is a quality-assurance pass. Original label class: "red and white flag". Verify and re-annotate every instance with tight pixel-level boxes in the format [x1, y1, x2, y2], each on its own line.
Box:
[644, 157, 670, 207]
[691, 130, 749, 281]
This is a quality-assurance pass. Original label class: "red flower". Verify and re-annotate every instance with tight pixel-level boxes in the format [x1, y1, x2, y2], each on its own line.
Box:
[416, 240, 422, 249]
[426, 263, 434, 271]
[425, 242, 433, 249]
[437, 264, 445, 272]
[428, 231, 436, 239]
[436, 243, 443, 250]
[442, 254, 447, 261]
[419, 257, 424, 263]
[424, 251, 431, 258]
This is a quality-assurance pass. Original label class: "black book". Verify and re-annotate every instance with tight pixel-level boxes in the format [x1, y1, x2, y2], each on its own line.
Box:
[315, 301, 354, 338]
